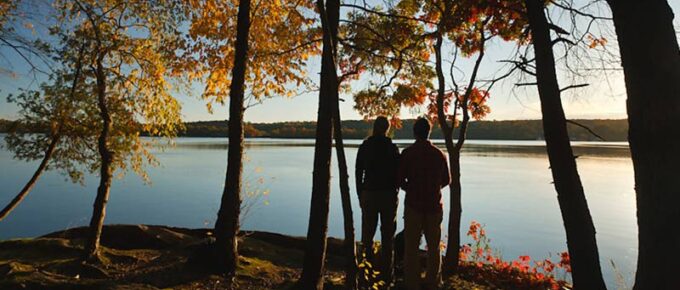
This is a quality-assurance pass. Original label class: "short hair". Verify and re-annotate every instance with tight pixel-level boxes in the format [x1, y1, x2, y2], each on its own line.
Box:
[373, 116, 390, 136]
[413, 117, 431, 140]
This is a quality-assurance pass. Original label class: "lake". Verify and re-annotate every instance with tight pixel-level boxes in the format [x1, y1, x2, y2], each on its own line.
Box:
[0, 136, 636, 287]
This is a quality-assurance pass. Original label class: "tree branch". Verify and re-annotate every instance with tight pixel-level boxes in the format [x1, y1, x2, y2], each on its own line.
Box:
[566, 120, 605, 141]
[340, 3, 437, 25]
[560, 83, 589, 92]
[552, 37, 575, 46]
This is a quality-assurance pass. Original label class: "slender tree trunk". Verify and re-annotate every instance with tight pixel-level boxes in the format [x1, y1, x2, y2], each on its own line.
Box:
[434, 32, 462, 273]
[298, 0, 338, 289]
[86, 54, 113, 260]
[213, 0, 251, 275]
[0, 134, 59, 222]
[442, 148, 461, 273]
[333, 99, 357, 289]
[605, 1, 680, 289]
[0, 41, 85, 223]
[447, 120, 471, 273]
[438, 13, 488, 271]
[330, 1, 356, 286]
[525, 1, 606, 288]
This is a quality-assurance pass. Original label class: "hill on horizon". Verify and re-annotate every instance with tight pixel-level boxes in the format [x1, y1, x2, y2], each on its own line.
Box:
[0, 118, 628, 141]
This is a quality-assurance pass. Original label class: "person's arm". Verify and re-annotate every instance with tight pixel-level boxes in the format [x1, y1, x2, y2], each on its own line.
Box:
[441, 152, 451, 189]
[355, 142, 366, 199]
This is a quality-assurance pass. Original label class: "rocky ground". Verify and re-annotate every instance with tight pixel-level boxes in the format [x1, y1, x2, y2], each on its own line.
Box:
[0, 225, 566, 289]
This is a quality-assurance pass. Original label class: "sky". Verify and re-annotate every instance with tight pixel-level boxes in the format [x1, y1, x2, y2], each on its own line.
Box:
[1, 1, 678, 123]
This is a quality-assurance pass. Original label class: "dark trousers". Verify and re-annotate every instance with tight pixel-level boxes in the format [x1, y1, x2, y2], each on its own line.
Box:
[404, 205, 442, 290]
[361, 189, 398, 284]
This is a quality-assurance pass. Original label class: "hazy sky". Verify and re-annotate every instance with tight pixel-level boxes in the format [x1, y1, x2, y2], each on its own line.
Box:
[1, 1, 678, 123]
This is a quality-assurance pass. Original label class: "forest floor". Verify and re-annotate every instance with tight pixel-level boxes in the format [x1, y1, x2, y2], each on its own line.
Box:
[0, 225, 567, 289]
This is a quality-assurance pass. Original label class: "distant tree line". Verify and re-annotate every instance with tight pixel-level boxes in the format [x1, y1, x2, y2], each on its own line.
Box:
[0, 118, 627, 141]
[171, 118, 627, 141]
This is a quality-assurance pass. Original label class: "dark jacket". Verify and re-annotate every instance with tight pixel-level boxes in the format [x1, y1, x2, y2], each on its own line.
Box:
[355, 135, 400, 196]
[397, 139, 450, 212]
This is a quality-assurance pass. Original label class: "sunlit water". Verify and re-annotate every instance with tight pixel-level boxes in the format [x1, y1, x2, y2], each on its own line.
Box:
[0, 136, 636, 287]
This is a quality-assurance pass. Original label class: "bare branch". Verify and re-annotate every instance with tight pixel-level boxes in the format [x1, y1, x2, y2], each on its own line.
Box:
[560, 83, 589, 92]
[548, 23, 569, 35]
[549, 0, 613, 21]
[566, 120, 606, 141]
[552, 37, 575, 46]
[0, 37, 50, 75]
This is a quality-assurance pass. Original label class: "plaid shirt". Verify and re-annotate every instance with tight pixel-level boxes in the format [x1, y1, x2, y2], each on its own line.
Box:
[397, 139, 450, 213]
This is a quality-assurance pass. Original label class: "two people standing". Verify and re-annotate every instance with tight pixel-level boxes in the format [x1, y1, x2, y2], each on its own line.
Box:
[356, 117, 451, 290]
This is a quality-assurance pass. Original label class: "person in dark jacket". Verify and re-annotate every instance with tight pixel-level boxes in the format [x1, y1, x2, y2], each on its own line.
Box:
[356, 116, 400, 286]
[397, 118, 450, 290]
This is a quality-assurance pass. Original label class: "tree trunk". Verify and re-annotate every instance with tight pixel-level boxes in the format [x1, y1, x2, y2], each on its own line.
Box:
[297, 0, 338, 289]
[524, 1, 606, 288]
[333, 98, 357, 289]
[442, 148, 461, 273]
[605, 1, 680, 289]
[0, 41, 84, 223]
[434, 32, 462, 273]
[213, 0, 251, 275]
[0, 134, 59, 222]
[86, 54, 113, 260]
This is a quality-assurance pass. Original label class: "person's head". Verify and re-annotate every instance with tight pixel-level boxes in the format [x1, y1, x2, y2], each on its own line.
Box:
[413, 117, 431, 140]
[372, 116, 390, 136]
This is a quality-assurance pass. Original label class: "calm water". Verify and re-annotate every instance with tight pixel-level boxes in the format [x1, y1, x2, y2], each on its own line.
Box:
[0, 136, 636, 287]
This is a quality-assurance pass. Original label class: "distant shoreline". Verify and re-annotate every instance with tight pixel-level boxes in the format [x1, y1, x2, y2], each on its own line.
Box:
[0, 118, 628, 141]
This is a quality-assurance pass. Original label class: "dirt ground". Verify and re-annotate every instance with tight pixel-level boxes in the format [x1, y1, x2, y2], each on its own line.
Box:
[0, 225, 564, 289]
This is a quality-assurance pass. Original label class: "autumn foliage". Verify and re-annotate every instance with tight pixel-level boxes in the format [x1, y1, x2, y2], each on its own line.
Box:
[426, 87, 491, 125]
[453, 221, 572, 290]
[179, 0, 319, 112]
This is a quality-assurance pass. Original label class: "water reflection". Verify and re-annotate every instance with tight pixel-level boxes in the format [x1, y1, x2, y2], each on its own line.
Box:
[0, 136, 635, 287]
[172, 138, 631, 158]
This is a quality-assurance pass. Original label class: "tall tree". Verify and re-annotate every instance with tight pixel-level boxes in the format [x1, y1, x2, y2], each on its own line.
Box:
[86, 17, 113, 261]
[427, 1, 525, 271]
[605, 1, 680, 289]
[333, 90, 357, 290]
[212, 0, 250, 275]
[524, 0, 606, 288]
[182, 0, 318, 274]
[297, 0, 338, 288]
[331, 41, 359, 290]
[59, 0, 186, 260]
